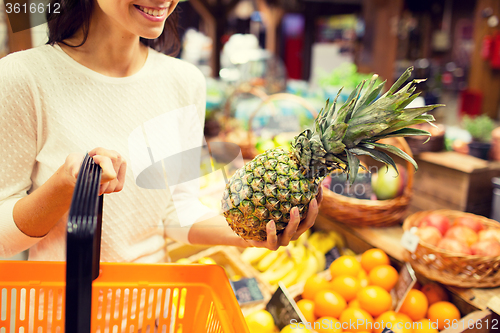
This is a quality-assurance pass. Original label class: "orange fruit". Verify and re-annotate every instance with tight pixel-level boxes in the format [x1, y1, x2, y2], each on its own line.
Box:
[348, 299, 361, 308]
[368, 265, 399, 292]
[296, 299, 316, 324]
[330, 256, 362, 279]
[314, 316, 342, 333]
[314, 290, 347, 319]
[330, 275, 361, 302]
[356, 286, 392, 317]
[398, 289, 428, 321]
[339, 307, 374, 333]
[373, 311, 412, 333]
[357, 270, 370, 288]
[427, 301, 461, 330]
[413, 318, 439, 333]
[360, 249, 390, 272]
[302, 275, 331, 301]
[421, 283, 449, 305]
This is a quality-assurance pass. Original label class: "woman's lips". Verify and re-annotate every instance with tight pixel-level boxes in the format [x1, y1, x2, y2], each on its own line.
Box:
[134, 3, 171, 22]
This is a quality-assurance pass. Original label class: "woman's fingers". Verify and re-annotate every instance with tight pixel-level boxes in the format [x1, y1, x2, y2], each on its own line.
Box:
[279, 207, 300, 246]
[317, 186, 324, 207]
[90, 148, 126, 194]
[293, 198, 318, 239]
[92, 155, 117, 183]
[63, 149, 126, 195]
[89, 147, 122, 177]
[248, 198, 320, 249]
[265, 220, 279, 251]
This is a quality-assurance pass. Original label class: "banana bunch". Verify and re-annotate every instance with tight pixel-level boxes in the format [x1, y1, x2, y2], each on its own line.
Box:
[240, 230, 344, 289]
[307, 230, 345, 254]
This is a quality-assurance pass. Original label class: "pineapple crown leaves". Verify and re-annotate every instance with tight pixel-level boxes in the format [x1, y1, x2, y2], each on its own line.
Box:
[291, 66, 444, 182]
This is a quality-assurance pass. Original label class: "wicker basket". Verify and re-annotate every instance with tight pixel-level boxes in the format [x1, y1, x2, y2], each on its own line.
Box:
[402, 209, 500, 288]
[219, 85, 318, 159]
[319, 137, 414, 227]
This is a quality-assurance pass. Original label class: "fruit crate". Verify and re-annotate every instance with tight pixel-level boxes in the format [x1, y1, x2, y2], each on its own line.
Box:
[284, 249, 499, 333]
[186, 246, 275, 316]
[408, 151, 500, 218]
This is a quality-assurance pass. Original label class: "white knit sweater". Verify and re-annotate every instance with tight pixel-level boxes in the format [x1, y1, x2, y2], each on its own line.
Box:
[0, 44, 214, 262]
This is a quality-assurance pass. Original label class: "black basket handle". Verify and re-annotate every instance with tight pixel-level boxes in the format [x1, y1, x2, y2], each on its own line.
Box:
[65, 153, 103, 333]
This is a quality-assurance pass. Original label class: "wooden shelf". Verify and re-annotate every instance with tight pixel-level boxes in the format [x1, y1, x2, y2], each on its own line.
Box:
[314, 212, 500, 315]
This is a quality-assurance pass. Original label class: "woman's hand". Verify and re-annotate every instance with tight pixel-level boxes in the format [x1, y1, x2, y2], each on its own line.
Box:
[246, 186, 324, 250]
[63, 148, 127, 195]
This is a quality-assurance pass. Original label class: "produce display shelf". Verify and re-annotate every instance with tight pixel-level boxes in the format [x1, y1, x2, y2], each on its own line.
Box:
[314, 212, 500, 314]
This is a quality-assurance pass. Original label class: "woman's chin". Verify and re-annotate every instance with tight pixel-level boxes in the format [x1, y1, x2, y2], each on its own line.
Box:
[140, 31, 163, 40]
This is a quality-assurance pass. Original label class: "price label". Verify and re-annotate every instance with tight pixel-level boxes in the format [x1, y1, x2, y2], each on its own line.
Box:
[229, 278, 264, 305]
[325, 246, 342, 268]
[390, 262, 417, 312]
[401, 230, 420, 253]
[266, 282, 307, 329]
[487, 296, 500, 316]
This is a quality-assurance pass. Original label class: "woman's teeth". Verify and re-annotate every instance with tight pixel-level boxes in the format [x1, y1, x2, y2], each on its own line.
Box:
[138, 6, 167, 17]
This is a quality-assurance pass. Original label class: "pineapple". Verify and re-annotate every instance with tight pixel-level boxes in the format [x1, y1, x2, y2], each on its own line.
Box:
[222, 67, 442, 241]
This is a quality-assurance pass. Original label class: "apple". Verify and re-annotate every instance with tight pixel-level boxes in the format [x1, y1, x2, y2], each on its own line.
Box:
[415, 226, 442, 246]
[444, 226, 478, 247]
[419, 214, 451, 236]
[453, 216, 484, 233]
[478, 229, 500, 243]
[437, 238, 472, 255]
[371, 165, 404, 200]
[471, 240, 500, 257]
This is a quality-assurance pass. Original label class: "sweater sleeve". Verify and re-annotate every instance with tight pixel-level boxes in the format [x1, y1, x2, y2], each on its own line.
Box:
[0, 54, 43, 257]
[163, 64, 216, 244]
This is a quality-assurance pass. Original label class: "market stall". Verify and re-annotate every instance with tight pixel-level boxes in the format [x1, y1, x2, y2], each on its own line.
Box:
[2, 0, 500, 332]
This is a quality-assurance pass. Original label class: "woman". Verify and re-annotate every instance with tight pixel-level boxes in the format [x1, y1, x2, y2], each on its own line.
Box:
[0, 0, 320, 262]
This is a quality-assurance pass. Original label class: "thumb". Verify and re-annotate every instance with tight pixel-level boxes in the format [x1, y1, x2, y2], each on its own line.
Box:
[92, 155, 117, 182]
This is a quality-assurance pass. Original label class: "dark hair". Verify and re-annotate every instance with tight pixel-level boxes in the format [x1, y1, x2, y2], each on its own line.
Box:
[46, 0, 181, 56]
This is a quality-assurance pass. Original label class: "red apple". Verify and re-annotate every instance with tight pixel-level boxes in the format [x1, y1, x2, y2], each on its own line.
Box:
[416, 226, 442, 246]
[470, 240, 500, 257]
[437, 238, 472, 255]
[453, 216, 484, 233]
[444, 226, 478, 247]
[478, 229, 500, 243]
[419, 214, 451, 236]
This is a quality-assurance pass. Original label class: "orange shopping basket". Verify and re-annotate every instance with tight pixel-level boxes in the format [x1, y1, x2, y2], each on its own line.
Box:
[0, 155, 250, 333]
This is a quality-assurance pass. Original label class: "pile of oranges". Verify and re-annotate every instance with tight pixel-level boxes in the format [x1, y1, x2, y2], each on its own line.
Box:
[296, 248, 461, 333]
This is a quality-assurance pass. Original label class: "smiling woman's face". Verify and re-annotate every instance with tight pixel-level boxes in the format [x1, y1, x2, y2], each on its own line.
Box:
[94, 0, 179, 40]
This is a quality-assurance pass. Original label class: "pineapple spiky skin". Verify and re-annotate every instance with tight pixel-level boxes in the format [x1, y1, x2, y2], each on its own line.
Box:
[222, 67, 443, 241]
[222, 148, 319, 241]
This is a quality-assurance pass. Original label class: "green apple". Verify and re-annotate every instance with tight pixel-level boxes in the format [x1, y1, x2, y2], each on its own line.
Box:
[372, 165, 401, 200]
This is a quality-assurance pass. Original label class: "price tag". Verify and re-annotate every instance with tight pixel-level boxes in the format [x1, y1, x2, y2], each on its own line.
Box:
[229, 278, 264, 305]
[325, 246, 342, 268]
[487, 296, 500, 316]
[266, 282, 307, 329]
[401, 229, 420, 253]
[390, 263, 417, 312]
